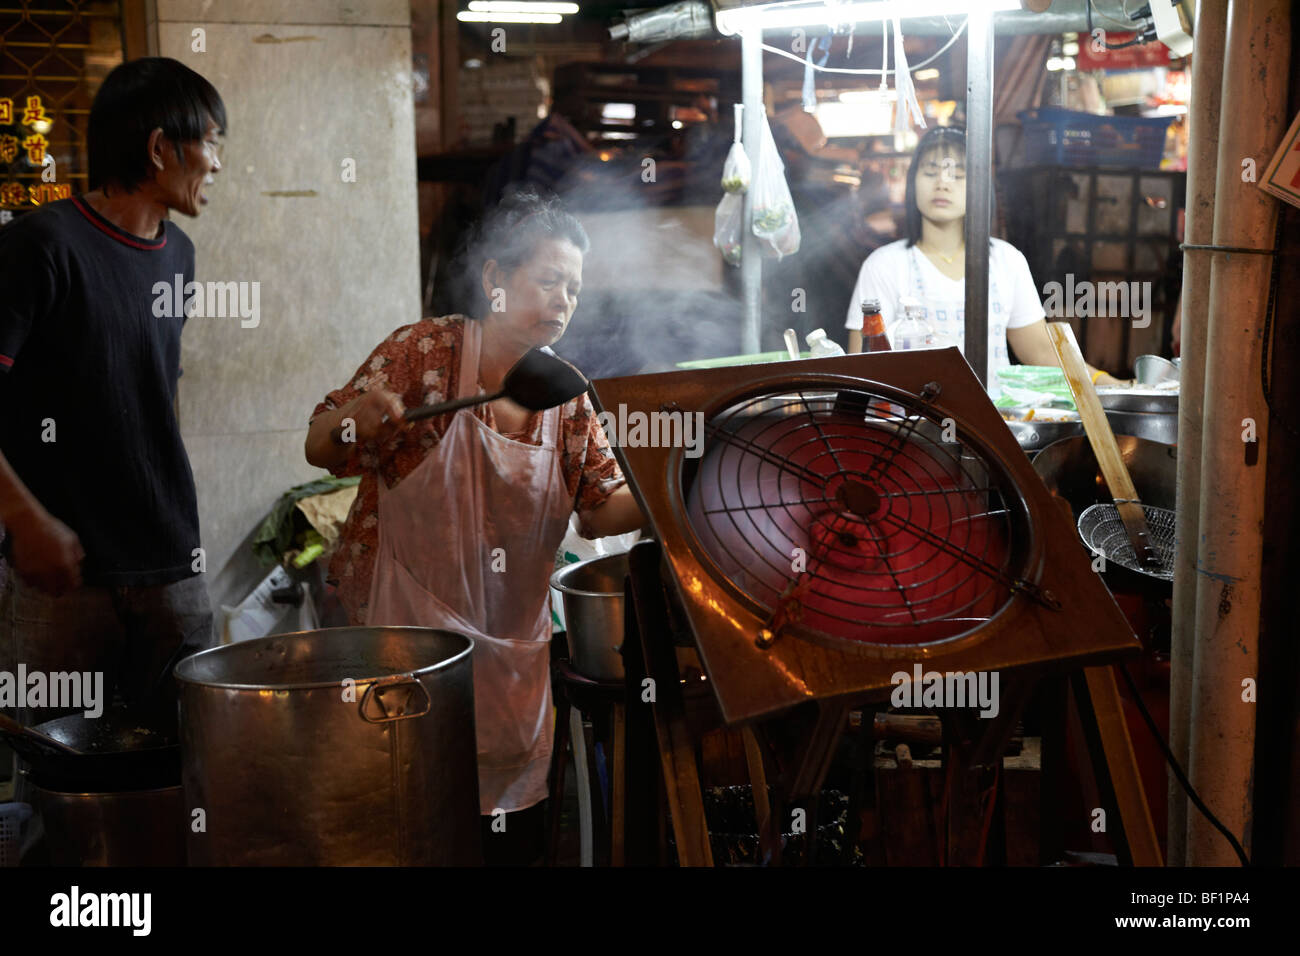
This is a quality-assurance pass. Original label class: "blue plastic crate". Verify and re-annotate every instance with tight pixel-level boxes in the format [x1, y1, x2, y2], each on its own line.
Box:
[1018, 107, 1172, 169]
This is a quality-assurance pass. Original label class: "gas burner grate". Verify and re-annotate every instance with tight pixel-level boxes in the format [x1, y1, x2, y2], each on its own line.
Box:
[683, 388, 1031, 648]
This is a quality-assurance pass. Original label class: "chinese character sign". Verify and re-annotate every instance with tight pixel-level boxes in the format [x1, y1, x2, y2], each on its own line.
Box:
[0, 93, 63, 210]
[21, 95, 49, 127]
[22, 134, 47, 165]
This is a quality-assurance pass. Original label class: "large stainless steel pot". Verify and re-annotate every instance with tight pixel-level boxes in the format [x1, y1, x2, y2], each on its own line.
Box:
[551, 552, 629, 681]
[1104, 409, 1178, 445]
[175, 626, 480, 866]
[32, 784, 184, 866]
[1003, 417, 1084, 452]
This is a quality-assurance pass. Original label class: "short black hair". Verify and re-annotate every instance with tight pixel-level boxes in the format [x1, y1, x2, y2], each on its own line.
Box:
[459, 187, 590, 318]
[902, 125, 995, 247]
[88, 57, 227, 192]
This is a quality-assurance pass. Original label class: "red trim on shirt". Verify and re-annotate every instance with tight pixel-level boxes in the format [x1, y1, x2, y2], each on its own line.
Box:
[71, 196, 167, 250]
[0, 354, 13, 369]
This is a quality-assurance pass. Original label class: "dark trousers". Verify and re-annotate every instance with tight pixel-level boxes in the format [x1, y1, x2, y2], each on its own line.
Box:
[479, 800, 548, 866]
[0, 570, 214, 733]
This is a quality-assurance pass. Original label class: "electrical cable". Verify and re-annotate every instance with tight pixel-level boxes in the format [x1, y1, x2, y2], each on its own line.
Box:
[1087, 0, 1151, 50]
[1259, 215, 1298, 437]
[757, 15, 966, 76]
[1087, 0, 1145, 33]
[1099, 35, 1149, 49]
[1115, 663, 1252, 866]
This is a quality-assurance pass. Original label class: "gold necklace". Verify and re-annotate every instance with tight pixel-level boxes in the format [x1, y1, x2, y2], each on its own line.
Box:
[922, 243, 963, 265]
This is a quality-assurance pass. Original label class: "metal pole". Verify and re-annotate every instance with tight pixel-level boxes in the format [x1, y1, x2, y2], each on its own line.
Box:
[1168, 0, 1227, 868]
[963, 6, 993, 387]
[1187, 0, 1290, 866]
[740, 26, 763, 355]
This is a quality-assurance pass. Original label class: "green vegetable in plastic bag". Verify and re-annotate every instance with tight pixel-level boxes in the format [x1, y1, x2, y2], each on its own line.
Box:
[994, 365, 1077, 409]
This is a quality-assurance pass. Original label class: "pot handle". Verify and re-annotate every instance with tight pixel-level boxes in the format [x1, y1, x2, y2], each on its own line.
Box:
[359, 675, 432, 723]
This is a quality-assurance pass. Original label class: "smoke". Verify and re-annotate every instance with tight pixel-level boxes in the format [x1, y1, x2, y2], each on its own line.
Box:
[433, 115, 887, 379]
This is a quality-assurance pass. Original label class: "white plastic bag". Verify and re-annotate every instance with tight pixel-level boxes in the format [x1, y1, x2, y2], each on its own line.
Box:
[751, 115, 801, 259]
[722, 104, 751, 193]
[713, 191, 744, 267]
[551, 514, 641, 632]
[722, 142, 751, 194]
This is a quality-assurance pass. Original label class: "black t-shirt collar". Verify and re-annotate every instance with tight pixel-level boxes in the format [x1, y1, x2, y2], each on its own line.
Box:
[70, 195, 168, 250]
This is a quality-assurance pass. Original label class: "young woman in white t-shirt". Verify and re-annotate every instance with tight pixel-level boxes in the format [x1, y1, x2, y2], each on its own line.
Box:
[845, 126, 1124, 389]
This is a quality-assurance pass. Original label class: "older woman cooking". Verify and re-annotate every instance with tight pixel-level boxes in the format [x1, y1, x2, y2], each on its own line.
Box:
[305, 191, 642, 864]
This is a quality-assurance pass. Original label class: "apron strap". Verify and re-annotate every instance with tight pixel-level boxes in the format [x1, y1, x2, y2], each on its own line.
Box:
[460, 318, 563, 447]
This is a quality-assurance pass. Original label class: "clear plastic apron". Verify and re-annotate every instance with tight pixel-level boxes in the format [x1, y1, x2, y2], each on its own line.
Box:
[365, 320, 573, 813]
[905, 246, 1010, 392]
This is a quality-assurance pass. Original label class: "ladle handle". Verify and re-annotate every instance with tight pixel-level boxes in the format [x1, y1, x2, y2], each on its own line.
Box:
[403, 389, 504, 423]
[1047, 322, 1162, 569]
[328, 389, 505, 443]
[0, 710, 81, 757]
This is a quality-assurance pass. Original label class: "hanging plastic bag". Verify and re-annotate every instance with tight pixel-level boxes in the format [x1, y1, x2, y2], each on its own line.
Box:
[721, 103, 751, 194]
[751, 114, 801, 259]
[891, 15, 926, 134]
[713, 191, 744, 267]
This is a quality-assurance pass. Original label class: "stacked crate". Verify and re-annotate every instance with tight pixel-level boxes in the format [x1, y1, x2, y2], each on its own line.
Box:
[458, 58, 549, 147]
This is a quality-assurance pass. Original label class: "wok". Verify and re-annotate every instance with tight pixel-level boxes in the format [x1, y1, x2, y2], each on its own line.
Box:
[1033, 434, 1177, 516]
[0, 710, 179, 791]
[1034, 433, 1178, 598]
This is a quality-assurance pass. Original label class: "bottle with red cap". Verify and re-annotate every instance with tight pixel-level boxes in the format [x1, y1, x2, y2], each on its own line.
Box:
[860, 298, 891, 353]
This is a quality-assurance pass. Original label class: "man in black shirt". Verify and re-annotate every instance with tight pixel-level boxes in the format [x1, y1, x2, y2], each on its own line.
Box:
[0, 58, 225, 735]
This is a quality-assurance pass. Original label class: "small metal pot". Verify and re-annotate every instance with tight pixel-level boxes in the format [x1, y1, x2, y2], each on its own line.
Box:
[551, 552, 630, 682]
[1134, 354, 1179, 386]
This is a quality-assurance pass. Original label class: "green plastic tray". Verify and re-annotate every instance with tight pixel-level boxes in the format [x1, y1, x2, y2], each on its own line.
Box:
[676, 350, 809, 370]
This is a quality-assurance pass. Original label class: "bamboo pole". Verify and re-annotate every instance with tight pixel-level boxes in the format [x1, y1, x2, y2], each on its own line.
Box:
[1167, 0, 1227, 868]
[1187, 0, 1291, 866]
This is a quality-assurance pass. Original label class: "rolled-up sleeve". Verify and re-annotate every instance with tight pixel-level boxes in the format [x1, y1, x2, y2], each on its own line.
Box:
[570, 397, 626, 528]
[311, 322, 428, 479]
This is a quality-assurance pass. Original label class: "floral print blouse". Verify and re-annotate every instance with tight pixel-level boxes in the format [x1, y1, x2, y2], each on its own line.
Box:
[312, 314, 626, 625]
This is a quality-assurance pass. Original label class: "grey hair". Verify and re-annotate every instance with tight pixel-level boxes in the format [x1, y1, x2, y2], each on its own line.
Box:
[461, 187, 589, 318]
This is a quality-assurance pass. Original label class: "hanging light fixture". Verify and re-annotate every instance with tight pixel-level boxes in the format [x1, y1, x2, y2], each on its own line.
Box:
[715, 0, 1019, 36]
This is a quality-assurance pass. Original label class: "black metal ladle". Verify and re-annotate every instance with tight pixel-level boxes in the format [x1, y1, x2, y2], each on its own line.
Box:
[330, 348, 589, 444]
[404, 347, 589, 422]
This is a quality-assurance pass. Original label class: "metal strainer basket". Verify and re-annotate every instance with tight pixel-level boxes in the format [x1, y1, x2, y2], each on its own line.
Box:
[1077, 503, 1177, 580]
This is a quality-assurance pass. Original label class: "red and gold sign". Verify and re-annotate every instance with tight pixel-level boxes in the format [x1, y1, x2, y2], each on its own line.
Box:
[22, 133, 47, 165]
[21, 95, 49, 127]
[0, 94, 66, 209]
[28, 183, 70, 203]
[0, 182, 27, 206]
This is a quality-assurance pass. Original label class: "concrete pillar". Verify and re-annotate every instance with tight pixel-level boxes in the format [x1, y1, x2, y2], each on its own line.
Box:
[151, 1, 422, 603]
